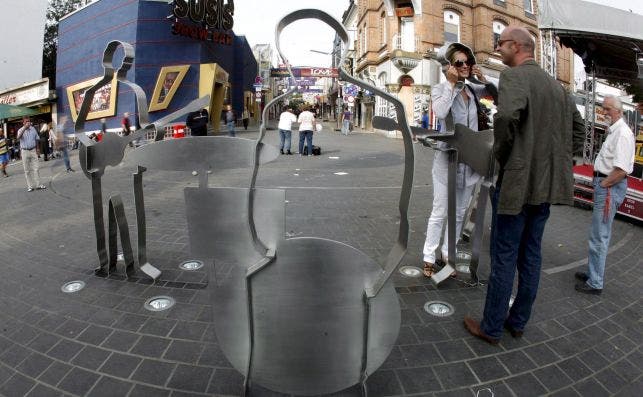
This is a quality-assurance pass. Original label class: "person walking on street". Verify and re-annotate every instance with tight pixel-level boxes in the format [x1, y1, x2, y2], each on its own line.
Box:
[242, 106, 250, 130]
[186, 108, 209, 136]
[340, 107, 352, 136]
[278, 107, 297, 155]
[225, 105, 236, 137]
[297, 106, 315, 156]
[463, 27, 584, 344]
[17, 117, 46, 192]
[575, 96, 635, 295]
[39, 122, 50, 161]
[0, 129, 9, 177]
[122, 112, 133, 147]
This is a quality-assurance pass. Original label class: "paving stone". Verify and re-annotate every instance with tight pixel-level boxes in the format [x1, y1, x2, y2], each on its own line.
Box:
[46, 339, 84, 362]
[207, 368, 244, 395]
[167, 364, 213, 393]
[71, 346, 111, 370]
[594, 367, 628, 394]
[129, 384, 172, 397]
[434, 340, 475, 362]
[366, 369, 404, 396]
[470, 381, 511, 397]
[25, 383, 63, 397]
[396, 367, 441, 394]
[573, 377, 610, 397]
[16, 352, 54, 378]
[496, 350, 536, 374]
[130, 335, 171, 358]
[164, 340, 204, 364]
[615, 378, 643, 397]
[399, 343, 442, 366]
[113, 313, 148, 332]
[611, 358, 641, 382]
[533, 364, 573, 392]
[538, 320, 569, 338]
[198, 344, 232, 367]
[549, 387, 582, 397]
[37, 361, 72, 386]
[0, 362, 14, 385]
[76, 325, 113, 345]
[548, 337, 581, 358]
[168, 322, 207, 341]
[100, 330, 140, 352]
[576, 348, 610, 371]
[463, 338, 504, 358]
[87, 375, 133, 397]
[505, 372, 547, 397]
[0, 373, 36, 396]
[140, 318, 177, 337]
[467, 356, 509, 383]
[99, 352, 142, 378]
[55, 318, 89, 338]
[432, 362, 478, 390]
[396, 326, 419, 345]
[131, 359, 176, 386]
[0, 344, 31, 367]
[523, 342, 560, 366]
[57, 367, 100, 395]
[9, 324, 40, 345]
[557, 357, 592, 381]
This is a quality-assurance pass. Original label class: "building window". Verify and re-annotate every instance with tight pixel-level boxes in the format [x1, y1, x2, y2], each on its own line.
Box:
[524, 0, 533, 13]
[492, 21, 507, 49]
[381, 12, 387, 48]
[443, 11, 460, 43]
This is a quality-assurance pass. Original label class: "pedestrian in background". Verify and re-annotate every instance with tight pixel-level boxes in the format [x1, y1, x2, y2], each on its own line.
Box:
[186, 108, 209, 136]
[225, 105, 236, 137]
[39, 122, 50, 161]
[575, 95, 635, 295]
[340, 106, 352, 136]
[17, 117, 46, 192]
[463, 27, 584, 344]
[122, 112, 133, 147]
[242, 106, 250, 130]
[278, 106, 297, 155]
[297, 105, 315, 156]
[0, 129, 9, 177]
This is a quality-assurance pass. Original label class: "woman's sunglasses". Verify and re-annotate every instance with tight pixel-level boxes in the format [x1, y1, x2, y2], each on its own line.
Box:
[453, 60, 475, 68]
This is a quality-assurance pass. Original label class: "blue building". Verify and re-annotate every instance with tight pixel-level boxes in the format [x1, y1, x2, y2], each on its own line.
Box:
[56, 0, 257, 133]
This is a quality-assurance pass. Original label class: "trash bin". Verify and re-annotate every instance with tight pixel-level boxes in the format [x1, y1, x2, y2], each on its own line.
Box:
[173, 124, 186, 138]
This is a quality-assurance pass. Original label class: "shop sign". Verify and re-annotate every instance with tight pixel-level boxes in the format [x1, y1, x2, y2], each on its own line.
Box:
[172, 0, 234, 30]
[395, 7, 414, 17]
[300, 68, 338, 78]
[271, 68, 293, 77]
[171, 0, 234, 45]
[0, 80, 49, 106]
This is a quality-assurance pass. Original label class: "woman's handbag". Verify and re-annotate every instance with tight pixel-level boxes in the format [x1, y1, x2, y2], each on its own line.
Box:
[468, 86, 491, 131]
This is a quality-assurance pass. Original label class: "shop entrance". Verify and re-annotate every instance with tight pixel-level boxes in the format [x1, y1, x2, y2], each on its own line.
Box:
[199, 63, 229, 133]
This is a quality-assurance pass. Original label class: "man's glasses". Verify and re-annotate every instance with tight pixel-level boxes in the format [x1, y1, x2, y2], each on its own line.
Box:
[453, 60, 474, 68]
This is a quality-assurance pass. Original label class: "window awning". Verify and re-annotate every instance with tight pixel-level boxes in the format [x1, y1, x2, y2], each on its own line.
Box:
[0, 104, 40, 120]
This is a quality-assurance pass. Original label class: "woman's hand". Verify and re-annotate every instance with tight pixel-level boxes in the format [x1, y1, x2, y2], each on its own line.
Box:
[446, 66, 460, 85]
[470, 65, 487, 83]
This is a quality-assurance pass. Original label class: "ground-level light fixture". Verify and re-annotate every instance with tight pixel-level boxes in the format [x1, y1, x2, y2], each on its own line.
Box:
[144, 296, 176, 312]
[179, 260, 204, 271]
[61, 280, 86, 293]
[423, 301, 455, 317]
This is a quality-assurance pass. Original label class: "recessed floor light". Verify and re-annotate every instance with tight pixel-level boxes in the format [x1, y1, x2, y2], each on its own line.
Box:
[455, 264, 471, 274]
[61, 281, 86, 293]
[117, 252, 124, 262]
[399, 266, 422, 277]
[144, 296, 176, 312]
[423, 301, 455, 317]
[179, 260, 204, 271]
[334, 172, 348, 175]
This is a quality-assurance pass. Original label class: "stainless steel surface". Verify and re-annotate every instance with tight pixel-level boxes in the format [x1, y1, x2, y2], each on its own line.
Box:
[210, 238, 399, 395]
[184, 187, 285, 266]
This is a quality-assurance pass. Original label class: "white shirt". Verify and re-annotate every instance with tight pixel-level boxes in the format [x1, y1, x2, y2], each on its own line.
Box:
[297, 111, 315, 132]
[594, 117, 635, 175]
[278, 111, 297, 131]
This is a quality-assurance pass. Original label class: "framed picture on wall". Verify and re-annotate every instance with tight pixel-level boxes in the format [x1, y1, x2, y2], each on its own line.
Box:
[148, 65, 190, 112]
[66, 76, 118, 122]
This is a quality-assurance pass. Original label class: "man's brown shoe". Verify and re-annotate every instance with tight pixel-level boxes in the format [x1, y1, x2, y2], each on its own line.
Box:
[463, 316, 500, 345]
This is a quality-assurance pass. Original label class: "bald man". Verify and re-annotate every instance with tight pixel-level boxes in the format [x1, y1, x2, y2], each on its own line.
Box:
[464, 27, 585, 344]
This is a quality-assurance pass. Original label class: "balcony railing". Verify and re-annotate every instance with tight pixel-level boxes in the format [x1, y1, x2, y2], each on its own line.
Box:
[392, 33, 420, 53]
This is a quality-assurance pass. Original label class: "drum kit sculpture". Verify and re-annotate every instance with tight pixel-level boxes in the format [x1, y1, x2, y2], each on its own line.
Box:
[74, 9, 496, 396]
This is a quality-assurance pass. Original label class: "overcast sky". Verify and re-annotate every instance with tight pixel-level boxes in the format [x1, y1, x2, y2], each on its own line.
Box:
[232, 0, 643, 69]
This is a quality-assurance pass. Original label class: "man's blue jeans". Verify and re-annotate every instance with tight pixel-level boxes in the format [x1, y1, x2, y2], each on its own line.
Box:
[298, 130, 313, 154]
[279, 129, 292, 151]
[586, 177, 627, 289]
[480, 181, 551, 339]
[227, 121, 235, 137]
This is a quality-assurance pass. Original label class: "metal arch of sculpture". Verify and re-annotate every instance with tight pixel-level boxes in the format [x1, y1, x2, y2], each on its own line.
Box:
[190, 9, 416, 396]
[75, 40, 211, 280]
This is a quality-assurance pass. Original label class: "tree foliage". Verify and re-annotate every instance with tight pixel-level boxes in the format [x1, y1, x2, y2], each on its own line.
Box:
[42, 0, 85, 88]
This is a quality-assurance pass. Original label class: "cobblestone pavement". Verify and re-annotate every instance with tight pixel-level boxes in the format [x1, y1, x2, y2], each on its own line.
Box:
[0, 124, 641, 396]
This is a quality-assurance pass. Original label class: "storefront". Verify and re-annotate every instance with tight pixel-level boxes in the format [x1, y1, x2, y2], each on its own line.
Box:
[0, 78, 56, 140]
[56, 0, 257, 133]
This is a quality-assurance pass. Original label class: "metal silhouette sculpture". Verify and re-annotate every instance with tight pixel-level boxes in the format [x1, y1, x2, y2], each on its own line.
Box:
[373, 42, 497, 285]
[193, 9, 416, 396]
[75, 40, 210, 280]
